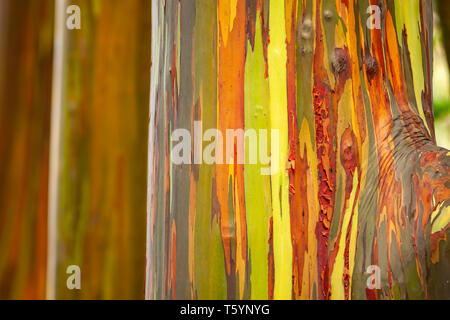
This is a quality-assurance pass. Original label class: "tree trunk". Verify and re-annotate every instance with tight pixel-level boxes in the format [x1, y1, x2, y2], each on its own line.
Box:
[436, 0, 450, 75]
[0, 0, 54, 299]
[46, 0, 150, 299]
[147, 0, 450, 300]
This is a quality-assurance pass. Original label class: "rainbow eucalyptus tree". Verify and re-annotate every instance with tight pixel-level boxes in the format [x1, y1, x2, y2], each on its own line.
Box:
[146, 0, 450, 300]
[0, 0, 152, 300]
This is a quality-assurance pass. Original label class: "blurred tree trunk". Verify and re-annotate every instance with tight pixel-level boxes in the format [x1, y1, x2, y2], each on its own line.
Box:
[47, 0, 151, 299]
[0, 0, 54, 299]
[146, 0, 450, 300]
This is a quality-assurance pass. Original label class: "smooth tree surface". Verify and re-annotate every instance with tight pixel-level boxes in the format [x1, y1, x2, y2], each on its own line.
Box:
[147, 0, 450, 300]
[0, 0, 152, 300]
[0, 0, 54, 299]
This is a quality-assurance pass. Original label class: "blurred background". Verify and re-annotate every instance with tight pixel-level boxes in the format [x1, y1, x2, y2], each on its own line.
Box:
[435, 0, 450, 149]
[0, 0, 448, 300]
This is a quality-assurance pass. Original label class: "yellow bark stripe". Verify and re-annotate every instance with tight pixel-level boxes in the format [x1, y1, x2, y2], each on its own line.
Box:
[268, 0, 292, 299]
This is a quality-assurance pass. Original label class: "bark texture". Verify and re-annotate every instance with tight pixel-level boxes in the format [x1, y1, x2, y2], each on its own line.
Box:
[147, 0, 450, 300]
